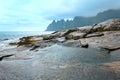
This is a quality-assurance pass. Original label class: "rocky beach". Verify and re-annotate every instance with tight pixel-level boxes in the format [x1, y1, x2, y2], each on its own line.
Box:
[0, 19, 120, 80]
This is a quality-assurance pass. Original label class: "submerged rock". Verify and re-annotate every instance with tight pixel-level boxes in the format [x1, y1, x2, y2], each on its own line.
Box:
[61, 40, 81, 47]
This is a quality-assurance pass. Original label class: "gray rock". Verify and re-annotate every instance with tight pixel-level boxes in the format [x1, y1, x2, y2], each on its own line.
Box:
[86, 32, 104, 38]
[79, 39, 89, 48]
[100, 45, 120, 52]
[56, 37, 66, 42]
[65, 32, 86, 40]
[14, 19, 120, 50]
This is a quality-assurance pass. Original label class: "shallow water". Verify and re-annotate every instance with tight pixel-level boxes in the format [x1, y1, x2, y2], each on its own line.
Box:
[0, 44, 119, 80]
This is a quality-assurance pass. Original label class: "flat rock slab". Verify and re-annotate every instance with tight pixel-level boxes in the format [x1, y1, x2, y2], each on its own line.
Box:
[0, 45, 120, 80]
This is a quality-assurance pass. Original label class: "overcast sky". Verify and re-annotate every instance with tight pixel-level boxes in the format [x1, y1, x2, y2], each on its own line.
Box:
[0, 0, 120, 31]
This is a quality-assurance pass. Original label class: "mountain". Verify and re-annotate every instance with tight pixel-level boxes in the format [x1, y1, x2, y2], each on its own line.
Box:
[46, 9, 120, 31]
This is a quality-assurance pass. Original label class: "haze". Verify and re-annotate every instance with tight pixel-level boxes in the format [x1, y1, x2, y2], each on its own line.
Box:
[0, 0, 120, 31]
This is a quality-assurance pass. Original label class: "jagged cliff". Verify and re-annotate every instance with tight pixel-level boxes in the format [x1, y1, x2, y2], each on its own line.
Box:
[46, 9, 120, 31]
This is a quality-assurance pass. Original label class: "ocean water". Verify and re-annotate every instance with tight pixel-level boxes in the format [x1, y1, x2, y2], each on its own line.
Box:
[0, 31, 53, 51]
[0, 31, 53, 41]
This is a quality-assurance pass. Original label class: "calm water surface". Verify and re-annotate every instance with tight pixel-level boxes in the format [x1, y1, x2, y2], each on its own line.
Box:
[0, 31, 53, 41]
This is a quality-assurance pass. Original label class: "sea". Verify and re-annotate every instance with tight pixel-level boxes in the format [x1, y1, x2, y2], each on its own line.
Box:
[0, 31, 53, 41]
[0, 31, 53, 51]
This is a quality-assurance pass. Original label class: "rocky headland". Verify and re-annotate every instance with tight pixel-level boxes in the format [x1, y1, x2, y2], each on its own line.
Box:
[46, 9, 120, 31]
[0, 19, 120, 80]
[16, 19, 120, 51]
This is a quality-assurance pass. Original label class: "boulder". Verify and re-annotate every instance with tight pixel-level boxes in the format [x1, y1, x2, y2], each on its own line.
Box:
[79, 39, 89, 48]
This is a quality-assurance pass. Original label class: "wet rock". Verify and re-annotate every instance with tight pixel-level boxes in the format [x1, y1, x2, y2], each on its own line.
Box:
[34, 41, 54, 49]
[0, 54, 14, 61]
[30, 45, 40, 51]
[17, 36, 36, 46]
[9, 42, 18, 45]
[30, 43, 50, 51]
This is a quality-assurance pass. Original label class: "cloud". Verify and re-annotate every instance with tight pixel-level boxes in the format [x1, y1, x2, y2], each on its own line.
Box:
[0, 0, 120, 31]
[43, 0, 120, 20]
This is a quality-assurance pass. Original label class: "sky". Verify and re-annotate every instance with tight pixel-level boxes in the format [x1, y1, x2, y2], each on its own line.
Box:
[0, 0, 120, 31]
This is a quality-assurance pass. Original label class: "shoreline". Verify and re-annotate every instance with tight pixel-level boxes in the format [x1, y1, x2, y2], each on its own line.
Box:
[0, 43, 120, 80]
[0, 19, 120, 80]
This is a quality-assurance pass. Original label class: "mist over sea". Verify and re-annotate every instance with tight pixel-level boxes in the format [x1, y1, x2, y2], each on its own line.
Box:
[0, 31, 53, 41]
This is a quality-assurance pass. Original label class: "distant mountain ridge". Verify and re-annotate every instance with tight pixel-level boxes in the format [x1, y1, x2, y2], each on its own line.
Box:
[46, 9, 120, 31]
